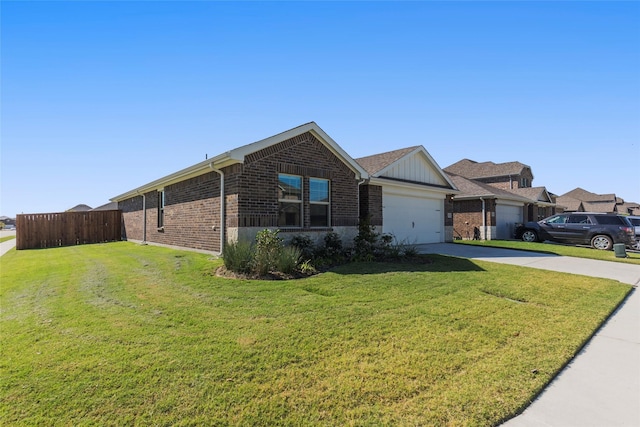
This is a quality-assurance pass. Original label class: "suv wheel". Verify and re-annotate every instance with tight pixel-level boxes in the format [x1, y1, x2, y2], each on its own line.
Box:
[591, 234, 613, 250]
[521, 230, 538, 242]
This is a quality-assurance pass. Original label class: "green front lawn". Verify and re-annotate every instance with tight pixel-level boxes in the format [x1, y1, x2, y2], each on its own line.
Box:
[458, 239, 640, 264]
[0, 242, 631, 426]
[0, 235, 16, 243]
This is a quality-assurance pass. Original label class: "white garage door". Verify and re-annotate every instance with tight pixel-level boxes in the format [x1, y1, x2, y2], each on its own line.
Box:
[382, 192, 444, 244]
[496, 204, 523, 240]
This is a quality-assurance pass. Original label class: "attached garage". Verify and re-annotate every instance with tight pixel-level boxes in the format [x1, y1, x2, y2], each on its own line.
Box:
[495, 202, 523, 240]
[356, 146, 459, 245]
[383, 189, 444, 244]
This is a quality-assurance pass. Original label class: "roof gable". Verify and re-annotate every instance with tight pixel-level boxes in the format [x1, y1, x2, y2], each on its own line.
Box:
[356, 146, 456, 190]
[112, 122, 368, 202]
[509, 186, 554, 203]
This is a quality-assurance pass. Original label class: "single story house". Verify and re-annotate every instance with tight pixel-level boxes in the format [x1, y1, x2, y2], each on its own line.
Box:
[111, 122, 458, 254]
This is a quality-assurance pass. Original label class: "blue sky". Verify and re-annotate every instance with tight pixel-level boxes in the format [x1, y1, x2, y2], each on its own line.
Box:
[2, 1, 639, 217]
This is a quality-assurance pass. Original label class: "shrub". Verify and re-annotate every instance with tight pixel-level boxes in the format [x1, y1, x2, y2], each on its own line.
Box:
[254, 229, 284, 276]
[223, 241, 254, 274]
[290, 234, 315, 260]
[276, 246, 302, 274]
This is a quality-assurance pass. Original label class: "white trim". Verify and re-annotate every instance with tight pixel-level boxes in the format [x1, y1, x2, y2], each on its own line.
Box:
[111, 122, 368, 202]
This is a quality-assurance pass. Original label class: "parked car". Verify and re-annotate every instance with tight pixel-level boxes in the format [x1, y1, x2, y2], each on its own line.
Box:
[514, 213, 635, 250]
[626, 216, 640, 250]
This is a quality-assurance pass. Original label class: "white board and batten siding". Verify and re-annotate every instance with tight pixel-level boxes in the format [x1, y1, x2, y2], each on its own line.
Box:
[375, 149, 451, 245]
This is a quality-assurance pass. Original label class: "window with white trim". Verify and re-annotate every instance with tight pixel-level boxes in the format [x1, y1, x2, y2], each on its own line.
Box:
[278, 174, 302, 227]
[309, 178, 330, 227]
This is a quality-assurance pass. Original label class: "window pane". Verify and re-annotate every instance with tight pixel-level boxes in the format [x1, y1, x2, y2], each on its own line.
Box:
[310, 204, 329, 227]
[278, 174, 302, 201]
[309, 178, 329, 203]
[278, 202, 301, 227]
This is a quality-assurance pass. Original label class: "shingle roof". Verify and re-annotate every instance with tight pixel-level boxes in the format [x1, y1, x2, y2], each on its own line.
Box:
[508, 187, 552, 203]
[561, 187, 617, 203]
[555, 196, 583, 212]
[447, 174, 530, 202]
[67, 204, 92, 212]
[355, 146, 420, 176]
[444, 159, 531, 179]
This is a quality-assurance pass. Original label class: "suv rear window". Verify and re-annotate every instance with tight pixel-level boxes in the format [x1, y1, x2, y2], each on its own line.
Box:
[593, 215, 626, 225]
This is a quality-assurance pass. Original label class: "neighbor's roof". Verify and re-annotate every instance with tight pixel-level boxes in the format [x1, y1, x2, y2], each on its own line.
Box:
[554, 196, 584, 212]
[111, 122, 368, 202]
[561, 187, 617, 203]
[508, 186, 555, 205]
[67, 204, 92, 212]
[444, 159, 532, 180]
[446, 174, 531, 203]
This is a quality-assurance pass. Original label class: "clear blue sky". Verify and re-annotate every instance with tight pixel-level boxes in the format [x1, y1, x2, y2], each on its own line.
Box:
[2, 1, 639, 217]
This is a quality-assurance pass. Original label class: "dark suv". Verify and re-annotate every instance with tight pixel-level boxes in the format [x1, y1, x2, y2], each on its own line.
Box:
[515, 213, 635, 250]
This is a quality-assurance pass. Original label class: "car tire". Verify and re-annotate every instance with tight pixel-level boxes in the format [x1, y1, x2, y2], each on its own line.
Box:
[521, 230, 538, 242]
[632, 240, 640, 251]
[591, 234, 613, 250]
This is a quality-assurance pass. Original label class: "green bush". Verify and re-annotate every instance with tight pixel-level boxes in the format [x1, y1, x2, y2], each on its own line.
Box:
[276, 246, 302, 274]
[222, 241, 254, 274]
[290, 234, 315, 260]
[254, 229, 284, 276]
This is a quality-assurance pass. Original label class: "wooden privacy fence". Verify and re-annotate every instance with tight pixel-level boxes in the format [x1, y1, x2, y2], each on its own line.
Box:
[16, 210, 122, 250]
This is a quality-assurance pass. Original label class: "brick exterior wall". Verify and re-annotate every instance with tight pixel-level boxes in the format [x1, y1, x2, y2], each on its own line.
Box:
[451, 199, 496, 240]
[359, 184, 383, 226]
[233, 131, 360, 235]
[119, 172, 221, 252]
[119, 131, 362, 252]
[475, 169, 534, 191]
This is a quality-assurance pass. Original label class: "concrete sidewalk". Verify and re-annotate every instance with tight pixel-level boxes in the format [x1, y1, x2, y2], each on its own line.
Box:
[418, 243, 640, 427]
[0, 230, 17, 257]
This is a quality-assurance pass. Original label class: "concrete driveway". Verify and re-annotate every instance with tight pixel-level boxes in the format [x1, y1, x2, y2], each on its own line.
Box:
[418, 243, 640, 427]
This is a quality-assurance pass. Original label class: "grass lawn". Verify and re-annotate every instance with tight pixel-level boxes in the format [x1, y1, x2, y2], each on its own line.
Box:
[457, 239, 640, 265]
[1, 242, 631, 426]
[0, 235, 16, 244]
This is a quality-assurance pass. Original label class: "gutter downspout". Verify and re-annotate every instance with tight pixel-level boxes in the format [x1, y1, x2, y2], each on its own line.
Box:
[357, 178, 367, 223]
[480, 197, 486, 240]
[210, 163, 225, 255]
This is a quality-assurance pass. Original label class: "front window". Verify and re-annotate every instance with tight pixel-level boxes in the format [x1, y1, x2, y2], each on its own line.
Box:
[278, 174, 302, 227]
[309, 178, 330, 227]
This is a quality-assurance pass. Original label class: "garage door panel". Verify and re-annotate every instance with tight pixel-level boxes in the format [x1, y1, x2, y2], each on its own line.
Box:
[496, 204, 523, 240]
[383, 193, 443, 244]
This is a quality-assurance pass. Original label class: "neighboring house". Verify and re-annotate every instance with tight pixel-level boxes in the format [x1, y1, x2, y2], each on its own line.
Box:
[0, 216, 16, 228]
[111, 122, 458, 254]
[557, 188, 622, 214]
[91, 202, 119, 211]
[444, 159, 556, 240]
[356, 146, 458, 244]
[446, 174, 532, 240]
[444, 159, 534, 191]
[67, 204, 93, 212]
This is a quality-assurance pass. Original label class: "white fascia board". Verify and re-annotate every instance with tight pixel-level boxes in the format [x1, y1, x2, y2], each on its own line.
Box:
[111, 153, 237, 202]
[369, 176, 459, 196]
